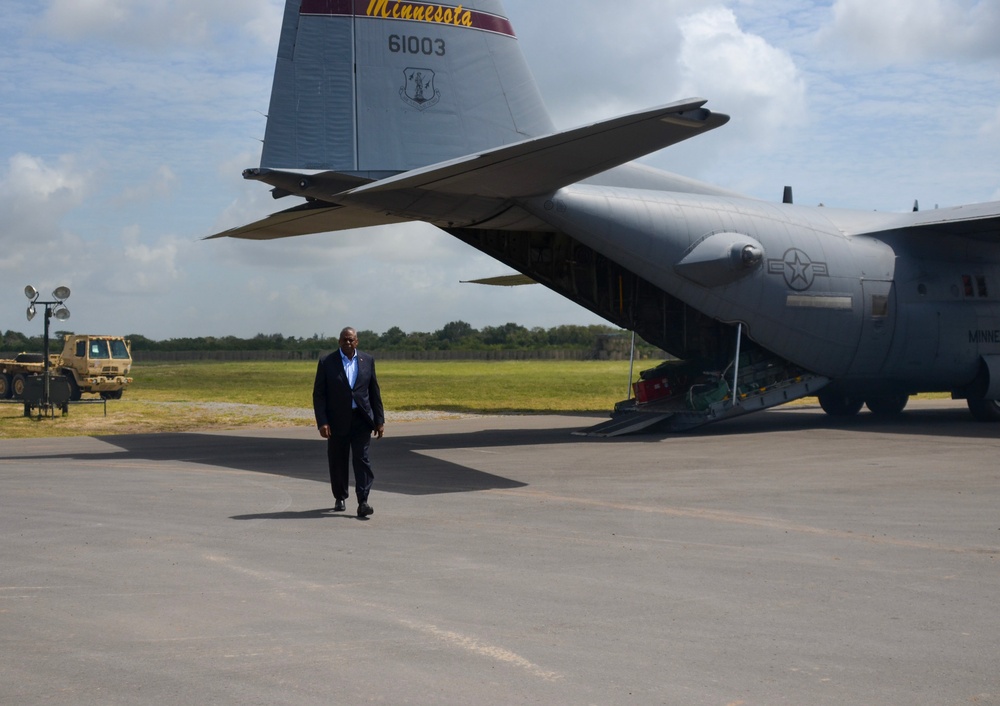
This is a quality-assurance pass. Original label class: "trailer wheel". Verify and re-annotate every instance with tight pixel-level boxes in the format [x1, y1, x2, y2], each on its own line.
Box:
[11, 373, 27, 400]
[0, 373, 10, 399]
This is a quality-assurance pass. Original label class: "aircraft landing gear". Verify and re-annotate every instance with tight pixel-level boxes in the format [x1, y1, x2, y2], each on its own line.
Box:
[817, 391, 864, 417]
[967, 398, 1000, 422]
[865, 394, 909, 416]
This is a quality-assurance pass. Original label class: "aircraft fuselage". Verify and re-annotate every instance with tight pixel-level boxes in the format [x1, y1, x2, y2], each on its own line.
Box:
[520, 185, 1000, 397]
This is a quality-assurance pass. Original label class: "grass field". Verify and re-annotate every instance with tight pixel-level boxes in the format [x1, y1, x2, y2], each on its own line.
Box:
[0, 359, 641, 439]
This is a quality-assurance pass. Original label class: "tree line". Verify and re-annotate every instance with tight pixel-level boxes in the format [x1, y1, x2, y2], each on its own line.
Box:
[3, 322, 661, 356]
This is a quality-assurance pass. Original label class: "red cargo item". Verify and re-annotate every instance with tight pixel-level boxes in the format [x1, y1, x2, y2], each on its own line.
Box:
[633, 377, 672, 404]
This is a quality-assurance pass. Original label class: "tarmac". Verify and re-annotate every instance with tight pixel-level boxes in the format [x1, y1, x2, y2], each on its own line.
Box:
[1, 398, 999, 705]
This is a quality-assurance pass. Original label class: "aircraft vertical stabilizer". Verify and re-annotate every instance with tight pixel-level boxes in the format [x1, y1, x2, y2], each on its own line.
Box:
[261, 0, 555, 177]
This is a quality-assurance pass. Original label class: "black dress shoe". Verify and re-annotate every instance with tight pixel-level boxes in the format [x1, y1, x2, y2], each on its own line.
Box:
[333, 499, 346, 512]
[357, 502, 374, 518]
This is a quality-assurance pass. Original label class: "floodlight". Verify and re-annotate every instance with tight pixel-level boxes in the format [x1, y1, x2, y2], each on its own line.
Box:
[53, 286, 71, 301]
[53, 305, 71, 321]
[25, 285, 38, 301]
[27, 304, 36, 322]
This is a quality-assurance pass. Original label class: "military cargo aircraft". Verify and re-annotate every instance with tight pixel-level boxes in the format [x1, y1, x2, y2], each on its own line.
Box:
[209, 0, 1000, 435]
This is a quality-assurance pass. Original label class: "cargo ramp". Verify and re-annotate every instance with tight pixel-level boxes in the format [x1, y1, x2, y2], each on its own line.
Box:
[577, 347, 830, 437]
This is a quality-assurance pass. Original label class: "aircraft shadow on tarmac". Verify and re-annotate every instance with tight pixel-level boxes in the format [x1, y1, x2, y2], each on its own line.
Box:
[5, 425, 600, 498]
[2, 405, 991, 501]
[700, 402, 1000, 439]
[78, 431, 538, 496]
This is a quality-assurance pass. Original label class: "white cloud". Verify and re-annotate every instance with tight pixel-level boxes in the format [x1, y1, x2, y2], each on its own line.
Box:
[115, 165, 176, 205]
[676, 7, 806, 147]
[508, 1, 805, 181]
[822, 0, 1000, 64]
[117, 227, 181, 290]
[41, 0, 283, 50]
[980, 107, 1000, 139]
[509, 0, 690, 127]
[0, 154, 92, 245]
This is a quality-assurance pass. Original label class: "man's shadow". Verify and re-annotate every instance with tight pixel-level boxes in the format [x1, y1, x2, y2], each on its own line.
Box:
[230, 507, 371, 521]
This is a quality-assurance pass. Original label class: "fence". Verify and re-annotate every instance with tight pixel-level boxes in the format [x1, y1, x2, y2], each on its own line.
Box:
[128, 348, 655, 363]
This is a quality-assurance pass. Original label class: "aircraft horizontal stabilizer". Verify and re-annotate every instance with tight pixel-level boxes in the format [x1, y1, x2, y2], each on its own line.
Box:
[343, 99, 728, 203]
[205, 201, 408, 241]
[243, 169, 373, 201]
[210, 98, 729, 238]
[461, 274, 537, 287]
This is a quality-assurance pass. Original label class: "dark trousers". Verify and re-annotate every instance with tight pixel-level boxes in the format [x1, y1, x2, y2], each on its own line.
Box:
[326, 409, 375, 503]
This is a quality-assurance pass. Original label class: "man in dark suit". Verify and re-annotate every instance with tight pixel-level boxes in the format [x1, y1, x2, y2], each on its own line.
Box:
[313, 327, 385, 518]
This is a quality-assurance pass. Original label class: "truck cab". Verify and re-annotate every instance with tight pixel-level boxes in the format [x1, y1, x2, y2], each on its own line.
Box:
[57, 335, 133, 400]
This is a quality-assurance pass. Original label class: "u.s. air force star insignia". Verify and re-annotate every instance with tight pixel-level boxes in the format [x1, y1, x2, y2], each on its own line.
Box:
[400, 68, 441, 110]
[767, 248, 829, 291]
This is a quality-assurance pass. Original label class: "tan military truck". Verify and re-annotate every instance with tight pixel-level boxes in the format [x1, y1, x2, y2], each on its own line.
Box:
[0, 334, 133, 401]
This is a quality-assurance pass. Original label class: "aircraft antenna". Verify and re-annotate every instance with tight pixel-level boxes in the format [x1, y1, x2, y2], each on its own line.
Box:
[783, 186, 793, 205]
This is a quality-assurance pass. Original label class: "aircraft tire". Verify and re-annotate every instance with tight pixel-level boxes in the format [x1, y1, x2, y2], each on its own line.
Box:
[0, 373, 10, 399]
[11, 373, 27, 400]
[818, 391, 864, 417]
[967, 398, 1000, 422]
[865, 394, 909, 416]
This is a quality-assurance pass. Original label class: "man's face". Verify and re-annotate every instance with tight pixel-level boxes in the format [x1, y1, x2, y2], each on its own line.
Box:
[339, 330, 358, 357]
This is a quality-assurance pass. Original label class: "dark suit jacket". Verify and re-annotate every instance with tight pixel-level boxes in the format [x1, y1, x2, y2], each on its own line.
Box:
[313, 350, 384, 435]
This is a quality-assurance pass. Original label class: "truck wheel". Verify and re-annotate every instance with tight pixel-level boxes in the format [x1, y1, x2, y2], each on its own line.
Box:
[0, 374, 10, 399]
[11, 374, 27, 400]
[64, 374, 82, 401]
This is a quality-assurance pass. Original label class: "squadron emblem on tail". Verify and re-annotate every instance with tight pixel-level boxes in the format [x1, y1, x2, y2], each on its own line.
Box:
[401, 68, 440, 110]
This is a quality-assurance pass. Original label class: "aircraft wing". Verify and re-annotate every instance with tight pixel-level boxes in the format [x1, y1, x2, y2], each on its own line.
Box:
[205, 201, 409, 241]
[902, 201, 1000, 241]
[841, 201, 1000, 242]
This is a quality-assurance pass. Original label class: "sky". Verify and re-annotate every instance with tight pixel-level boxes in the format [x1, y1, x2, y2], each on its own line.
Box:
[2, 0, 1000, 341]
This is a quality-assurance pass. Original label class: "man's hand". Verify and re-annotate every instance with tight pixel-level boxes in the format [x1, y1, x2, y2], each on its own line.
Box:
[319, 424, 331, 439]
[374, 424, 385, 439]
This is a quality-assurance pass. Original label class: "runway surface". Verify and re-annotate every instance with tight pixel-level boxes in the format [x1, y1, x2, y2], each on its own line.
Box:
[2, 399, 998, 705]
